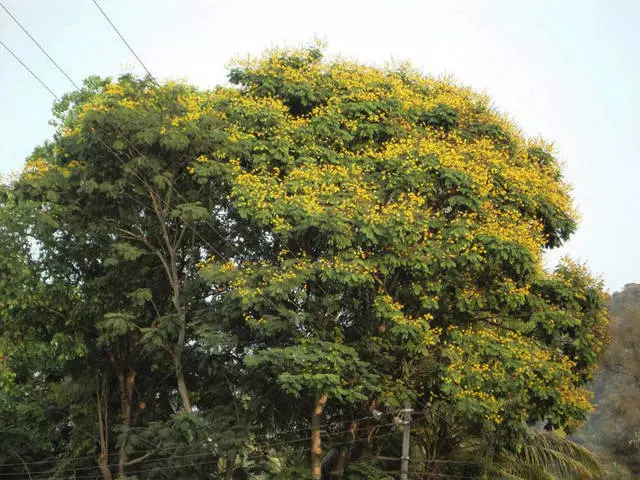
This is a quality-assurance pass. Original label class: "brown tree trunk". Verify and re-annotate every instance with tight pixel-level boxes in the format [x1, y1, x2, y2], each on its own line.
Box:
[173, 346, 192, 413]
[117, 371, 136, 478]
[98, 452, 113, 480]
[332, 420, 359, 477]
[224, 454, 235, 480]
[97, 378, 113, 480]
[311, 392, 328, 480]
[171, 280, 191, 413]
[148, 189, 193, 413]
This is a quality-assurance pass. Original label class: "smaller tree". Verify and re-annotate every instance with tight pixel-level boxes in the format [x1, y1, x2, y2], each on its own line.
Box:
[247, 339, 379, 479]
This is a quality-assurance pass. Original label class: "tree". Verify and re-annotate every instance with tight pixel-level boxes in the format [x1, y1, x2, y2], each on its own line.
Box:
[5, 76, 248, 479]
[0, 184, 101, 478]
[0, 44, 608, 479]
[206, 45, 608, 478]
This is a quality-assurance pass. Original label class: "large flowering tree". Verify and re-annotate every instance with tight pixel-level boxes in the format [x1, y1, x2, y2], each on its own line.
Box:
[1, 46, 607, 479]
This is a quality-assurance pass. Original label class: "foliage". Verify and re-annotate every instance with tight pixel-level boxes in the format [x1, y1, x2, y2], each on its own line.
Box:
[0, 44, 609, 479]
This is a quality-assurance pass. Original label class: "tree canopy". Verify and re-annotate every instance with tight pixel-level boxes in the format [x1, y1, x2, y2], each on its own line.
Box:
[0, 45, 608, 479]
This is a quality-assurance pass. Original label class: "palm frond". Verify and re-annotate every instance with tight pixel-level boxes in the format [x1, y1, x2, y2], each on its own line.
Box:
[492, 431, 601, 480]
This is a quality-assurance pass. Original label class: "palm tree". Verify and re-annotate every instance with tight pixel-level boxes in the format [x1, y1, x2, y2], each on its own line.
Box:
[493, 430, 601, 480]
[412, 429, 601, 480]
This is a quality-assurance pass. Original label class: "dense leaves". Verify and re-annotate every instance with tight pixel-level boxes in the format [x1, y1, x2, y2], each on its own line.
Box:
[0, 45, 608, 479]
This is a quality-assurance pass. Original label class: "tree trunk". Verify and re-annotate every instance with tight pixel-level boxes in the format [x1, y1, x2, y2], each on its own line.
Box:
[97, 378, 113, 480]
[224, 454, 235, 480]
[332, 420, 358, 477]
[173, 347, 192, 413]
[98, 453, 113, 480]
[171, 282, 191, 413]
[311, 392, 328, 480]
[149, 189, 193, 413]
[117, 371, 136, 478]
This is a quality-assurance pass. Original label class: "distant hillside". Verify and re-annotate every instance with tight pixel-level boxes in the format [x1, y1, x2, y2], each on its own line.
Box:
[610, 283, 640, 312]
[576, 283, 640, 476]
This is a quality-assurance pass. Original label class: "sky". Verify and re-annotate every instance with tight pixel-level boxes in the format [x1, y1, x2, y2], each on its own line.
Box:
[1, 0, 639, 292]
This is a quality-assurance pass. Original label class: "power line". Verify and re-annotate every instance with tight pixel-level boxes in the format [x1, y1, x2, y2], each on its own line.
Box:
[0, 414, 396, 470]
[0, 38, 59, 99]
[0, 1, 80, 90]
[91, 0, 158, 85]
[0, 423, 399, 477]
[36, 433, 399, 480]
[41, 433, 394, 480]
[409, 473, 479, 480]
[125, 413, 379, 433]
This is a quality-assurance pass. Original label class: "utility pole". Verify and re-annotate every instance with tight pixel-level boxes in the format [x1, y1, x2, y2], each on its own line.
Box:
[400, 400, 413, 480]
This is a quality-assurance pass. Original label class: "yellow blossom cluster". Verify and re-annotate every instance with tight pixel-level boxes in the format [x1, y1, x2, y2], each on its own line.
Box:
[224, 48, 576, 268]
[444, 326, 592, 426]
[22, 157, 72, 181]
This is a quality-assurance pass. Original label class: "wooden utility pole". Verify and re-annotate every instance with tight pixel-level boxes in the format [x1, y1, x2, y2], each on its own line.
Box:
[400, 401, 413, 480]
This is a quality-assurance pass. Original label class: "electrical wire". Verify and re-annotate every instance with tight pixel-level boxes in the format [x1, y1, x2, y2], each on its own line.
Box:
[0, 38, 59, 99]
[0, 0, 80, 90]
[0, 424, 399, 478]
[91, 0, 158, 86]
[36, 433, 399, 480]
[408, 473, 479, 480]
[0, 415, 398, 470]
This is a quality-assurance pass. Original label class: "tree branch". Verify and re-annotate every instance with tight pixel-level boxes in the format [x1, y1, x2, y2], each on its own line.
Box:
[125, 450, 154, 467]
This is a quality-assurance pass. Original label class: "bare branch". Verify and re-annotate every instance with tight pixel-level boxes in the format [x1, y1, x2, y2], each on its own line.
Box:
[125, 450, 155, 467]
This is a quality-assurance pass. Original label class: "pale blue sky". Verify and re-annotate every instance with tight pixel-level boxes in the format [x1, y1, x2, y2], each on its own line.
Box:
[1, 0, 639, 292]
